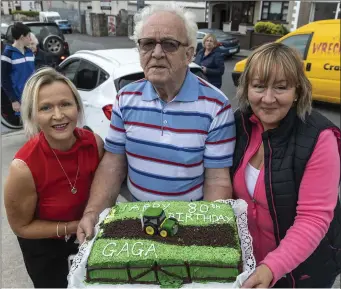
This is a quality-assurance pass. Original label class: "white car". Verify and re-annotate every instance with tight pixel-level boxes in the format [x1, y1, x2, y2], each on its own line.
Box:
[58, 48, 206, 140]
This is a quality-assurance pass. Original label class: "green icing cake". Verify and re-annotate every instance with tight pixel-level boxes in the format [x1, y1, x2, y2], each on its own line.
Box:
[86, 201, 242, 288]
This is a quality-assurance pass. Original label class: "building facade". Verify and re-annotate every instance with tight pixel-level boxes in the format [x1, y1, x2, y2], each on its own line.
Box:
[206, 0, 340, 34]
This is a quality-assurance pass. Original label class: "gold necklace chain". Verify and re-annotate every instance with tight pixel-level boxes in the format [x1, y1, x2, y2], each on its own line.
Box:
[51, 149, 79, 194]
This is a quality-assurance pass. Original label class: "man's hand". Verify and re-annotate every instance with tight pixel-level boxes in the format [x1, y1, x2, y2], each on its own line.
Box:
[77, 211, 99, 244]
[12, 101, 20, 112]
[241, 264, 273, 288]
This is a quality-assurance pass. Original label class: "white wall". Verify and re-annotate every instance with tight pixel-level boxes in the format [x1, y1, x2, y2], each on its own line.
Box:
[21, 1, 39, 11]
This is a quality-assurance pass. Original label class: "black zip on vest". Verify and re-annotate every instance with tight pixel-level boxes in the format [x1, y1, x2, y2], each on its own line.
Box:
[231, 107, 341, 288]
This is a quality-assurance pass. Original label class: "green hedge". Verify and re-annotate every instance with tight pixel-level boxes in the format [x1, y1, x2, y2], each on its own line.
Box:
[254, 21, 289, 36]
[11, 10, 39, 17]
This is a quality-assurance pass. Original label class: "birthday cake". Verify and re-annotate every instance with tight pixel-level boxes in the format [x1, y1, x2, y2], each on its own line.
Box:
[86, 201, 242, 288]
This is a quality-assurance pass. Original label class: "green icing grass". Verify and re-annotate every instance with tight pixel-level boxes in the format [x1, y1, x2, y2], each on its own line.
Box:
[104, 201, 235, 226]
[88, 238, 241, 267]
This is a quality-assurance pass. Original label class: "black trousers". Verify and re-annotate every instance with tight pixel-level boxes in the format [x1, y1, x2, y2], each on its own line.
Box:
[17, 236, 78, 288]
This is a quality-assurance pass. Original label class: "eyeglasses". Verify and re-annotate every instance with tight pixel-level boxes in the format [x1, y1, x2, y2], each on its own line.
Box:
[137, 38, 188, 53]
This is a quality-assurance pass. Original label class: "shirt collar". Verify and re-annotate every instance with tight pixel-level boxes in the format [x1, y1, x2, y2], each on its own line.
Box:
[142, 68, 199, 102]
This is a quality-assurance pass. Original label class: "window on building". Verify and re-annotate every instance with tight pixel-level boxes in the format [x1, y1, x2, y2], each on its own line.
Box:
[261, 1, 289, 22]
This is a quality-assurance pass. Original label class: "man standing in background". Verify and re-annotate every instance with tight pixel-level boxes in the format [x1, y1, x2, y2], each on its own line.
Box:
[1, 22, 35, 114]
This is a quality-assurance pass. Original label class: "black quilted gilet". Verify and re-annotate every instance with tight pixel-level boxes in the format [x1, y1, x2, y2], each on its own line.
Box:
[231, 107, 341, 288]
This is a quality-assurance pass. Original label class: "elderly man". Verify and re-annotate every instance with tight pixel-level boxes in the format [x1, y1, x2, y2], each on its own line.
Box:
[77, 3, 236, 242]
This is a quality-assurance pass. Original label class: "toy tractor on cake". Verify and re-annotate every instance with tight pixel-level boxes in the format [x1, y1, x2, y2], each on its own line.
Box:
[142, 207, 179, 238]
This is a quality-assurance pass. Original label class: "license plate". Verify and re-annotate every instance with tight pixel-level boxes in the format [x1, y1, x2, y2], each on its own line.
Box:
[229, 48, 237, 53]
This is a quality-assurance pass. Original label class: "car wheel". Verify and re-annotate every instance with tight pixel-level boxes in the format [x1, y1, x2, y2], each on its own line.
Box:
[43, 35, 65, 56]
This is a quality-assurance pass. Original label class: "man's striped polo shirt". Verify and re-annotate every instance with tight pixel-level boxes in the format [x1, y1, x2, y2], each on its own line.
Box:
[104, 69, 236, 201]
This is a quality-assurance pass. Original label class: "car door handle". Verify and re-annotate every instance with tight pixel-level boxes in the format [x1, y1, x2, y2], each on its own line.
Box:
[306, 63, 312, 71]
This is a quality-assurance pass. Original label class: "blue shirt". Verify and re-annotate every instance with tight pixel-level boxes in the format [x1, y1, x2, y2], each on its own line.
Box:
[105, 70, 236, 201]
[1, 45, 35, 102]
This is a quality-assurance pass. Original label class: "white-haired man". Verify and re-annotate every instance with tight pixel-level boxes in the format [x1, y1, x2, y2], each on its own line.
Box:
[27, 32, 51, 69]
[77, 3, 236, 242]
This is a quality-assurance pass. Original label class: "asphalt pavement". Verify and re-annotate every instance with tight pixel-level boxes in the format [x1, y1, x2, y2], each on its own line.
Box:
[1, 33, 340, 288]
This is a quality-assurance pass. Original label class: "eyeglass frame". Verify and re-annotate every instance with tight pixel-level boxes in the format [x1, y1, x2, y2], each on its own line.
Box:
[137, 38, 189, 53]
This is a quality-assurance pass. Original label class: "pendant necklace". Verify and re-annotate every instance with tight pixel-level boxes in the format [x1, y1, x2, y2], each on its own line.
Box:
[51, 148, 79, 194]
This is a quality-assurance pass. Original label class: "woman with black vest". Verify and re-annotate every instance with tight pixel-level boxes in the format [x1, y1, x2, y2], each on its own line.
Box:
[231, 42, 341, 288]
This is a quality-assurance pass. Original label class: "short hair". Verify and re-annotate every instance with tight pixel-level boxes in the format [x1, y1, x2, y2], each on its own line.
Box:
[133, 2, 198, 50]
[21, 67, 84, 138]
[11, 22, 31, 40]
[29, 32, 39, 46]
[236, 42, 312, 120]
[202, 33, 218, 47]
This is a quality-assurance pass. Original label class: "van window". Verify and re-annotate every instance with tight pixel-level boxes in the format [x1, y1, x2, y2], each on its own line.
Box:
[279, 34, 311, 59]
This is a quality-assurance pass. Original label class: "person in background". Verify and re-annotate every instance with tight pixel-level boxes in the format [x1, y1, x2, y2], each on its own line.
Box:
[4, 67, 104, 288]
[231, 42, 341, 288]
[1, 22, 35, 114]
[76, 3, 235, 244]
[27, 32, 51, 69]
[194, 33, 225, 89]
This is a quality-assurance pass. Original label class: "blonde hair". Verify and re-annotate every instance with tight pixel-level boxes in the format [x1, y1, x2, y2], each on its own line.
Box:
[21, 67, 84, 138]
[236, 42, 312, 120]
[202, 33, 218, 48]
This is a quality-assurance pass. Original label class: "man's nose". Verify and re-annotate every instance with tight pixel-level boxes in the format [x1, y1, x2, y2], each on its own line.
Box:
[152, 43, 164, 58]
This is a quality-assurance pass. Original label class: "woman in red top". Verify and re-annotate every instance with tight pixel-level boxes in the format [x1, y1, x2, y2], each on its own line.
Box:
[4, 67, 104, 288]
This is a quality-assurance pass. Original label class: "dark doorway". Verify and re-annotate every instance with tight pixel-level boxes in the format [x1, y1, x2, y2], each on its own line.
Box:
[220, 10, 226, 30]
[231, 2, 242, 31]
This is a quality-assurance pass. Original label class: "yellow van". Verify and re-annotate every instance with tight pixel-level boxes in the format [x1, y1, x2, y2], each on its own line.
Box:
[232, 20, 340, 104]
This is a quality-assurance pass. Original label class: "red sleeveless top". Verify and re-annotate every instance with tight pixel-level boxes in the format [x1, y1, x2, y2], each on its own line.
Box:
[14, 128, 99, 223]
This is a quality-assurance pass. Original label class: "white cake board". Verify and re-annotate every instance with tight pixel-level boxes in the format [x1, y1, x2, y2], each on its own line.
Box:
[68, 199, 256, 289]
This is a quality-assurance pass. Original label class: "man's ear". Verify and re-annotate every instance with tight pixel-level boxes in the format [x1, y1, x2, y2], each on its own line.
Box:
[186, 46, 195, 63]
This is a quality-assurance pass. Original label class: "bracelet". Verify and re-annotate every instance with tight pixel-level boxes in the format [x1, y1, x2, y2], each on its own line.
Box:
[56, 221, 61, 237]
[64, 222, 68, 235]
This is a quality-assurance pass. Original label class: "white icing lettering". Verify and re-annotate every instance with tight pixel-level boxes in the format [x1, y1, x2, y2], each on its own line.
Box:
[211, 215, 218, 223]
[185, 213, 193, 222]
[224, 216, 233, 223]
[188, 203, 197, 214]
[142, 204, 151, 212]
[129, 205, 139, 211]
[131, 242, 144, 257]
[162, 204, 170, 211]
[152, 203, 160, 208]
[121, 205, 128, 212]
[175, 213, 184, 222]
[144, 244, 157, 258]
[200, 204, 209, 213]
[195, 213, 205, 221]
[204, 214, 212, 222]
[217, 215, 225, 223]
[102, 242, 117, 257]
[168, 213, 175, 219]
[117, 242, 129, 257]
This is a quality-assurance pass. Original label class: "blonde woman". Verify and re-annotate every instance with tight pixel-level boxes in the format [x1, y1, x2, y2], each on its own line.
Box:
[4, 67, 104, 288]
[194, 33, 225, 89]
[231, 43, 341, 288]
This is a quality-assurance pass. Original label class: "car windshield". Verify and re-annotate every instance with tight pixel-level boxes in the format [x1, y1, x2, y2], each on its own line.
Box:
[47, 16, 61, 22]
[210, 30, 229, 38]
[29, 25, 63, 39]
[57, 21, 69, 25]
